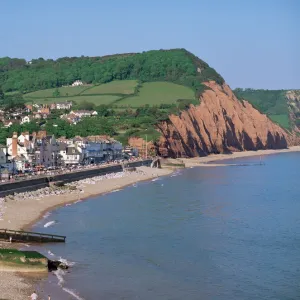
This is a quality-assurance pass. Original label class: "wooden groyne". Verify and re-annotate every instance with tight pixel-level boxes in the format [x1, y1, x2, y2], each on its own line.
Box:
[0, 229, 66, 243]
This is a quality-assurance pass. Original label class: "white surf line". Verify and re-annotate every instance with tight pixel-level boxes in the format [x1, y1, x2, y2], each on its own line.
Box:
[44, 220, 56, 228]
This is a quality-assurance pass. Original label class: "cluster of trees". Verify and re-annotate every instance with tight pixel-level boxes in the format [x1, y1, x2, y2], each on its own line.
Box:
[0, 87, 25, 111]
[0, 117, 117, 144]
[0, 49, 224, 98]
[0, 103, 175, 145]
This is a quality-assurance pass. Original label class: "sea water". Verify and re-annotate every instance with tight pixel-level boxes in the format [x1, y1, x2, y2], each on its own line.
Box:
[32, 152, 300, 299]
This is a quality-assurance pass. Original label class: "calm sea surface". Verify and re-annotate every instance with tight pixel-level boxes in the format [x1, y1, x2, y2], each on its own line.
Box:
[32, 152, 300, 300]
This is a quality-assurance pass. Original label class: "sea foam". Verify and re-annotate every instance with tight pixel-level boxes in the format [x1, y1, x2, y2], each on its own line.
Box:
[62, 287, 85, 300]
[44, 220, 56, 228]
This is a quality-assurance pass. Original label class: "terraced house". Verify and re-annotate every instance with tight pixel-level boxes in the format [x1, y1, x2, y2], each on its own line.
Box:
[6, 131, 60, 169]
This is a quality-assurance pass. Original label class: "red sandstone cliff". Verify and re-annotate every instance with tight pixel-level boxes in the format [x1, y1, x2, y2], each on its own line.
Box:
[155, 82, 290, 157]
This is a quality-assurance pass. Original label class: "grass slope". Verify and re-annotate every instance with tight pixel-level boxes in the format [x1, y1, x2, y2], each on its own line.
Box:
[117, 82, 195, 107]
[82, 80, 138, 95]
[26, 95, 121, 105]
[0, 249, 47, 269]
[24, 86, 90, 98]
[268, 114, 290, 129]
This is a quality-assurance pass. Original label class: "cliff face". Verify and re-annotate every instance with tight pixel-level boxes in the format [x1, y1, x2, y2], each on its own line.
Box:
[155, 82, 290, 157]
[286, 90, 300, 132]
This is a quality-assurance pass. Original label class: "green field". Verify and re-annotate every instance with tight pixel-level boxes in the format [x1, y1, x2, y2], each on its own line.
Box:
[24, 85, 91, 98]
[82, 80, 138, 95]
[24, 81, 195, 108]
[27, 95, 121, 105]
[116, 82, 195, 107]
[268, 114, 290, 130]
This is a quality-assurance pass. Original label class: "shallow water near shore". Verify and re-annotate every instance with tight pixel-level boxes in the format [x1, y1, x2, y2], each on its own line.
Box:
[31, 152, 300, 299]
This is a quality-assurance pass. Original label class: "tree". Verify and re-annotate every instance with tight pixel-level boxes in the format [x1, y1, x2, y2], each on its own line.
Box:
[0, 86, 4, 100]
[53, 88, 60, 97]
[76, 101, 95, 111]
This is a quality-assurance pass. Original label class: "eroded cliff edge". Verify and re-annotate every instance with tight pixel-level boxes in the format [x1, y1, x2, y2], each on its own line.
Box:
[155, 81, 290, 157]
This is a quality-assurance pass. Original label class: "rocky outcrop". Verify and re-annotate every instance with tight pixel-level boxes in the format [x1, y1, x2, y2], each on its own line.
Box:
[128, 137, 155, 157]
[155, 82, 290, 157]
[286, 90, 300, 132]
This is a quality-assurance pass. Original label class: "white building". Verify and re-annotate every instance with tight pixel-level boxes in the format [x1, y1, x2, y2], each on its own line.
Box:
[70, 110, 98, 118]
[72, 80, 83, 87]
[6, 132, 30, 160]
[59, 143, 82, 166]
[21, 116, 31, 124]
[56, 102, 72, 110]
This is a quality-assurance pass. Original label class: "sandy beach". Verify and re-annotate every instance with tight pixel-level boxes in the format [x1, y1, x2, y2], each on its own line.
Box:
[1, 146, 300, 299]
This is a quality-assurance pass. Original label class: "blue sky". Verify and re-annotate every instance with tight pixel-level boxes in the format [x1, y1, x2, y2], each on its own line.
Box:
[0, 0, 298, 89]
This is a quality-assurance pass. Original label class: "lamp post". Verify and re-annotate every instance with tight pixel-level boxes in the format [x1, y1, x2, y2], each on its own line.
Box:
[145, 134, 148, 159]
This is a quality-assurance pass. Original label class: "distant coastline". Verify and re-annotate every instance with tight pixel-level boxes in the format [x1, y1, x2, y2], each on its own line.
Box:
[181, 146, 300, 167]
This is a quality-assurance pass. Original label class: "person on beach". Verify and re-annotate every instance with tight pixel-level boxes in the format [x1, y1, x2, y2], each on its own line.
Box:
[29, 291, 38, 300]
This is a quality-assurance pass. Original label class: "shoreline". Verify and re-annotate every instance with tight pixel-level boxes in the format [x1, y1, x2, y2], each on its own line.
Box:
[1, 147, 300, 299]
[181, 146, 300, 167]
[0, 166, 173, 300]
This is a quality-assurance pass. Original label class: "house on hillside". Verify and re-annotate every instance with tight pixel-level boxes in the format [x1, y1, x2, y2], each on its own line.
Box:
[38, 106, 50, 115]
[50, 102, 73, 110]
[21, 115, 32, 124]
[33, 112, 42, 119]
[56, 102, 72, 110]
[3, 120, 13, 128]
[70, 110, 98, 118]
[72, 80, 83, 87]
[60, 113, 80, 124]
[25, 104, 33, 113]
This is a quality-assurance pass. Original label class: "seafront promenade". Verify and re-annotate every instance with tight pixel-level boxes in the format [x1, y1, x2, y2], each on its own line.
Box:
[0, 158, 152, 197]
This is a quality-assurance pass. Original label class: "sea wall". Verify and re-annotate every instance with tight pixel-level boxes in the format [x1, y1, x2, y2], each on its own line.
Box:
[0, 160, 152, 197]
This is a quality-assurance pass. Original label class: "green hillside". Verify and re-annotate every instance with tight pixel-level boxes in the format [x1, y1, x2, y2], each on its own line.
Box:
[234, 88, 292, 130]
[0, 49, 224, 97]
[23, 80, 195, 108]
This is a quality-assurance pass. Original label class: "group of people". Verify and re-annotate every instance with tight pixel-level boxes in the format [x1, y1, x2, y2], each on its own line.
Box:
[30, 291, 50, 300]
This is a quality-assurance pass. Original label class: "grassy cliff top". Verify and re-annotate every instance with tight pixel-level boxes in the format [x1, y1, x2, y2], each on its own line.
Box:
[233, 88, 300, 130]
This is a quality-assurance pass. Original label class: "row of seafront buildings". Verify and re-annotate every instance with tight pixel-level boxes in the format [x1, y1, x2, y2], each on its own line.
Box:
[0, 131, 126, 173]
